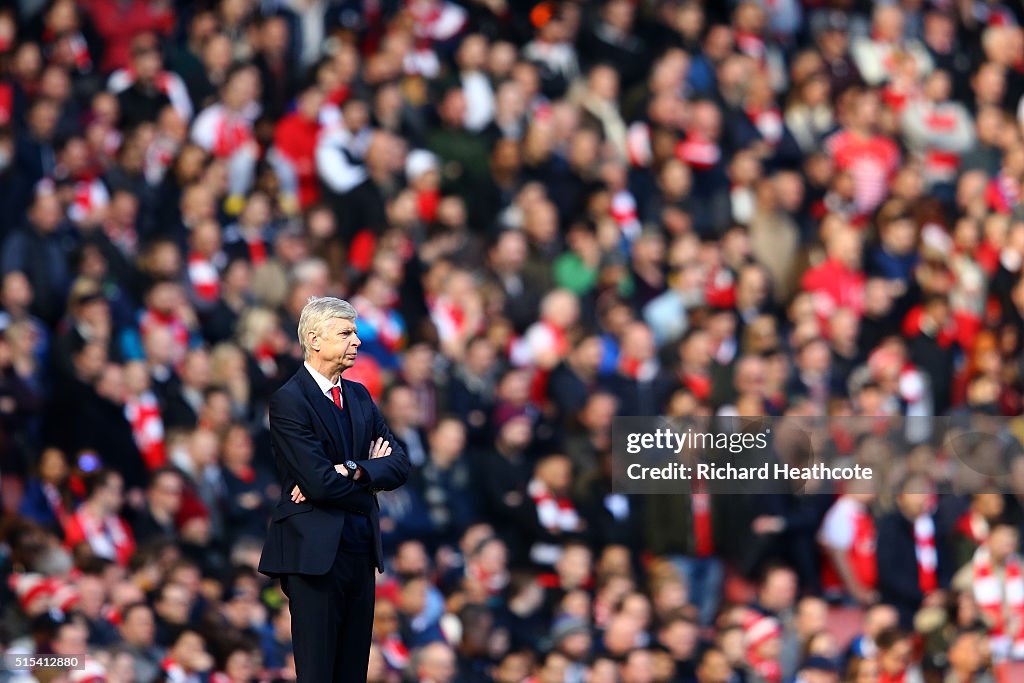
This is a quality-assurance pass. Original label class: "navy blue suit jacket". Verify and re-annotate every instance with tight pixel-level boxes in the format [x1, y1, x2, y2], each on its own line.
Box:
[258, 367, 410, 576]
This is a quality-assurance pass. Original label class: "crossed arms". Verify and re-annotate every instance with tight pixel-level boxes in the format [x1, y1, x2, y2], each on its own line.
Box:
[269, 391, 411, 511]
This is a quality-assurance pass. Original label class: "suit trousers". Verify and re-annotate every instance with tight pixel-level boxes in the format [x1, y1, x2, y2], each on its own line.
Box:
[281, 538, 376, 683]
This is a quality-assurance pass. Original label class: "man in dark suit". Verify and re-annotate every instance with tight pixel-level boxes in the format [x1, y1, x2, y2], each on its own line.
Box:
[876, 474, 951, 629]
[258, 296, 411, 683]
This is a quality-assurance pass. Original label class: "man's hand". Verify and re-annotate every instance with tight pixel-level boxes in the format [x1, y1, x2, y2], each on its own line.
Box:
[369, 437, 392, 459]
[334, 462, 362, 480]
[289, 440, 391, 502]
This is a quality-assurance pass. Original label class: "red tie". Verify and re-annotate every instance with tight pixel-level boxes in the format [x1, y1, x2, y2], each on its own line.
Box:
[330, 386, 342, 410]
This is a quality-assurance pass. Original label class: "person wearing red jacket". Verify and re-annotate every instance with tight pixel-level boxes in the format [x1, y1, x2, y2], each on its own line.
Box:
[78, 0, 174, 73]
[801, 223, 866, 323]
[272, 85, 324, 210]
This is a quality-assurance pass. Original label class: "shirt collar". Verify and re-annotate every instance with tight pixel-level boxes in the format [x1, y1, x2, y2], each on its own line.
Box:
[304, 361, 341, 397]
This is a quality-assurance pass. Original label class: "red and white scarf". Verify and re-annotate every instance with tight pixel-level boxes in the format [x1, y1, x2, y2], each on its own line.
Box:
[43, 29, 93, 72]
[465, 561, 509, 597]
[528, 478, 579, 565]
[68, 508, 134, 566]
[974, 546, 1024, 660]
[379, 634, 409, 670]
[676, 133, 721, 171]
[62, 33, 93, 72]
[187, 252, 220, 304]
[955, 511, 990, 546]
[734, 30, 766, 62]
[162, 657, 202, 683]
[139, 309, 190, 366]
[528, 479, 578, 533]
[68, 176, 109, 225]
[692, 482, 714, 557]
[914, 515, 938, 595]
[747, 106, 783, 145]
[610, 190, 642, 240]
[125, 391, 166, 470]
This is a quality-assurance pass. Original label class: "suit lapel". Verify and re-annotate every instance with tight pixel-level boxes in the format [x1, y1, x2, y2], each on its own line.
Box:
[343, 379, 367, 458]
[297, 368, 343, 459]
[343, 380, 380, 512]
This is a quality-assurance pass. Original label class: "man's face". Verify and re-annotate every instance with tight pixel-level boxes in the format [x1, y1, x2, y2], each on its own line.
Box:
[134, 50, 161, 82]
[172, 633, 206, 671]
[309, 317, 360, 375]
[54, 623, 88, 655]
[99, 474, 124, 513]
[697, 650, 732, 683]
[158, 585, 192, 625]
[122, 607, 156, 646]
[421, 646, 456, 683]
[880, 638, 912, 674]
[762, 569, 797, 611]
[898, 491, 929, 519]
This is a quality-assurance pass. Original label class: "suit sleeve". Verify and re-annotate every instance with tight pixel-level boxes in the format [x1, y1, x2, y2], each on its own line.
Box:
[269, 392, 372, 513]
[353, 389, 411, 492]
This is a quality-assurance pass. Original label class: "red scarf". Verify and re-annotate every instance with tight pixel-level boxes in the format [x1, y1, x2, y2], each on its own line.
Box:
[619, 356, 655, 381]
[734, 30, 766, 61]
[246, 235, 267, 265]
[139, 309, 190, 365]
[379, 634, 409, 669]
[125, 391, 166, 470]
[187, 252, 220, 303]
[974, 545, 1024, 659]
[676, 133, 721, 171]
[253, 341, 278, 378]
[746, 106, 783, 145]
[985, 171, 1020, 215]
[465, 561, 508, 597]
[528, 479, 578, 532]
[65, 508, 135, 567]
[43, 28, 93, 72]
[955, 511, 989, 546]
[914, 515, 938, 595]
[681, 371, 711, 401]
[231, 465, 255, 484]
[610, 190, 641, 240]
[162, 657, 191, 683]
[692, 482, 713, 557]
[416, 188, 440, 223]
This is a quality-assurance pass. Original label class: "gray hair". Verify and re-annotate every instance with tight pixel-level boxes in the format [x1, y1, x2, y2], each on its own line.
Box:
[297, 296, 358, 358]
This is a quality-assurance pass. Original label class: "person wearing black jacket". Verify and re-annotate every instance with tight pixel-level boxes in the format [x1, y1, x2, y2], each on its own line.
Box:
[644, 488, 730, 627]
[257, 296, 410, 683]
[114, 39, 173, 129]
[77, 361, 149, 493]
[130, 467, 184, 546]
[547, 333, 603, 425]
[876, 474, 952, 628]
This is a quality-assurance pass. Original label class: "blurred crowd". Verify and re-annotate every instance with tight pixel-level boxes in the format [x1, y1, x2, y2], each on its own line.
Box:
[4, 0, 1024, 681]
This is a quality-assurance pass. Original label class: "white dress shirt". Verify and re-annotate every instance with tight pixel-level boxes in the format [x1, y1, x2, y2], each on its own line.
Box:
[304, 361, 343, 409]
